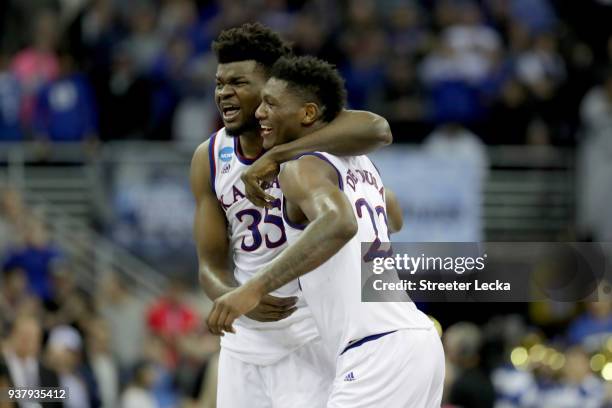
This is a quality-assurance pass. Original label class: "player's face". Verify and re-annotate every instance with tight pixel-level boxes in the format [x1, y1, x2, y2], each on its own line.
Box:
[215, 61, 267, 136]
[255, 78, 304, 149]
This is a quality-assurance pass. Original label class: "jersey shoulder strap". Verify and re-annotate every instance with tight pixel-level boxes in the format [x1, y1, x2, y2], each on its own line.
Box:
[207, 128, 225, 195]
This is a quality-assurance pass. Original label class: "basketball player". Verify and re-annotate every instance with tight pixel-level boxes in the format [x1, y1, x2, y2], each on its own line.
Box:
[207, 56, 445, 407]
[192, 24, 395, 407]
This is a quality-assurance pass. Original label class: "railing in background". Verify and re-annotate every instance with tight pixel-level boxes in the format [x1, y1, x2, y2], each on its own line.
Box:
[0, 142, 169, 298]
[485, 146, 575, 241]
[0, 142, 577, 295]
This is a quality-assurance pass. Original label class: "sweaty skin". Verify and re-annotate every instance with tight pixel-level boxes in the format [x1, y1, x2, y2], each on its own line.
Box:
[206, 74, 404, 335]
[191, 141, 299, 327]
[207, 156, 358, 335]
[241, 109, 393, 207]
[197, 59, 394, 331]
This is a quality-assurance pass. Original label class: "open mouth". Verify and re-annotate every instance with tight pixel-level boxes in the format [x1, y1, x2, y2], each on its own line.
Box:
[222, 105, 240, 121]
[260, 125, 273, 138]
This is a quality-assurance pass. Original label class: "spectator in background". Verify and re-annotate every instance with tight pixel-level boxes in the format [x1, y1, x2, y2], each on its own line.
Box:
[423, 123, 489, 171]
[97, 274, 146, 372]
[0, 266, 37, 334]
[80, 0, 123, 71]
[567, 301, 612, 352]
[486, 78, 534, 144]
[0, 188, 28, 251]
[45, 325, 100, 408]
[340, 27, 386, 108]
[148, 34, 194, 141]
[3, 219, 62, 302]
[85, 317, 119, 408]
[0, 50, 22, 141]
[384, 2, 430, 58]
[577, 68, 612, 240]
[516, 32, 566, 100]
[443, 322, 495, 408]
[539, 346, 605, 408]
[33, 49, 99, 143]
[369, 56, 427, 139]
[123, 4, 163, 74]
[147, 278, 198, 368]
[0, 316, 62, 404]
[580, 67, 612, 132]
[96, 46, 152, 140]
[120, 360, 159, 408]
[11, 10, 60, 129]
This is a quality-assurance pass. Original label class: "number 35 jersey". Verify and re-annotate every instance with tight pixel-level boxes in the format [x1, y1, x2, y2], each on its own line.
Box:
[209, 129, 318, 365]
[281, 152, 433, 358]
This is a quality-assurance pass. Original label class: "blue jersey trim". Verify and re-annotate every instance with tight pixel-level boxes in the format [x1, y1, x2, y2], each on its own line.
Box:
[234, 136, 265, 165]
[293, 152, 344, 191]
[281, 152, 344, 230]
[340, 330, 396, 356]
[208, 131, 218, 195]
[282, 196, 306, 230]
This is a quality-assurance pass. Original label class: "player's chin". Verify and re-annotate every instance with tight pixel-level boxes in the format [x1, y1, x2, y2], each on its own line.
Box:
[261, 135, 276, 150]
[224, 120, 245, 136]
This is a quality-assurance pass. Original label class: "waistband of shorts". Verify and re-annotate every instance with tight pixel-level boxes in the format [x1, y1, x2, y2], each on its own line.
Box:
[340, 330, 397, 356]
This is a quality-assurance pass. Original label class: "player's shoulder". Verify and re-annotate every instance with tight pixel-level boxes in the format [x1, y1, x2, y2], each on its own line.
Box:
[279, 153, 340, 188]
[192, 128, 225, 163]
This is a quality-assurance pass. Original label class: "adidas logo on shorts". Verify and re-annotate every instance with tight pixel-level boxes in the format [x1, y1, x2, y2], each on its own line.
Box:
[343, 372, 355, 382]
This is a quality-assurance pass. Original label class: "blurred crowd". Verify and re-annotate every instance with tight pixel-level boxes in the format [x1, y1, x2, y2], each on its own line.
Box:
[0, 188, 219, 408]
[441, 301, 612, 408]
[2, 187, 612, 407]
[0, 0, 611, 146]
[2, 0, 612, 407]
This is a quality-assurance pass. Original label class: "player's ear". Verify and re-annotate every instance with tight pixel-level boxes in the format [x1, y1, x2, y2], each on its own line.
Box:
[301, 103, 320, 126]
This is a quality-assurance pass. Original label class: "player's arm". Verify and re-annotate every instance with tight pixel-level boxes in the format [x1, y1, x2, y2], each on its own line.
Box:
[385, 188, 403, 234]
[191, 141, 237, 301]
[192, 142, 298, 324]
[242, 109, 392, 207]
[207, 156, 357, 335]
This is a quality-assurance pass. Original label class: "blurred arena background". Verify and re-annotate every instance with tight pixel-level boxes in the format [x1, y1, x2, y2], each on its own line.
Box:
[1, 0, 612, 407]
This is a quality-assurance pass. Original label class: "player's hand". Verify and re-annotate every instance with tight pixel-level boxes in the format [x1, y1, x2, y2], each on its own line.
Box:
[241, 153, 279, 208]
[206, 285, 264, 335]
[245, 294, 298, 322]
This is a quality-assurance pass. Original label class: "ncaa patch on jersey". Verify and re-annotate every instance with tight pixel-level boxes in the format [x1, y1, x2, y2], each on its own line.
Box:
[219, 146, 234, 162]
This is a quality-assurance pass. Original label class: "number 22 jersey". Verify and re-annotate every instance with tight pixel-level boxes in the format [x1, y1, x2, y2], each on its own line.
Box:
[281, 152, 433, 358]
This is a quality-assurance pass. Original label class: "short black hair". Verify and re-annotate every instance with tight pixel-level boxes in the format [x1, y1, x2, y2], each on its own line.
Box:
[270, 56, 346, 122]
[212, 23, 292, 69]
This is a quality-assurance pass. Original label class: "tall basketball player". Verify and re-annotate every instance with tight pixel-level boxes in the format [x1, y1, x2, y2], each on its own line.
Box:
[192, 24, 394, 407]
[207, 56, 445, 408]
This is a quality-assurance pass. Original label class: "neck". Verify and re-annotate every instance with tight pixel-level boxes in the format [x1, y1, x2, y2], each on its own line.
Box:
[239, 131, 264, 158]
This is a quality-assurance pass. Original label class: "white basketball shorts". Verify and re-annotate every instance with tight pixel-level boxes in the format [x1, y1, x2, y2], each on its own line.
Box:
[328, 327, 445, 408]
[217, 337, 334, 408]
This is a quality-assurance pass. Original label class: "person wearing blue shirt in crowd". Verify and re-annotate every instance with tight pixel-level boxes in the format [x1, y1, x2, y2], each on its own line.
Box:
[567, 300, 612, 352]
[0, 50, 22, 141]
[33, 49, 98, 143]
[2, 218, 61, 302]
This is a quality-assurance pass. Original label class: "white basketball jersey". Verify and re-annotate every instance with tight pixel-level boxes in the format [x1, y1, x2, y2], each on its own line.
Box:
[208, 129, 318, 364]
[282, 152, 433, 358]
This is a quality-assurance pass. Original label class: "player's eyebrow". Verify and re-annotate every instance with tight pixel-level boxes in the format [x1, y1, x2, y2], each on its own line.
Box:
[263, 93, 278, 104]
[216, 74, 247, 82]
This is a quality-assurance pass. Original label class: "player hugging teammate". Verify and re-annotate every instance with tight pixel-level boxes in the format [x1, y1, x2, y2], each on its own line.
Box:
[194, 23, 444, 408]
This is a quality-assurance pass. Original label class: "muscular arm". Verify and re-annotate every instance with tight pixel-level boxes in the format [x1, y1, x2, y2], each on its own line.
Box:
[192, 140, 298, 325]
[269, 110, 391, 160]
[250, 157, 357, 294]
[385, 188, 403, 234]
[242, 110, 392, 207]
[207, 156, 358, 334]
[191, 141, 236, 301]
